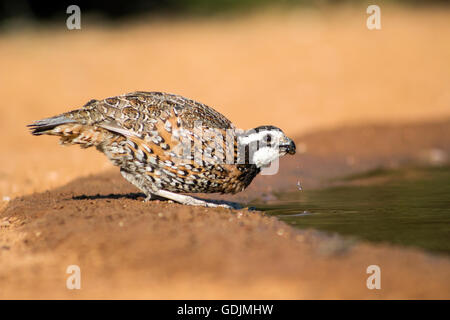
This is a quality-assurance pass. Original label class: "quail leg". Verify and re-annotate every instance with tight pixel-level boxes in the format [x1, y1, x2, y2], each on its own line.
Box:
[143, 193, 169, 202]
[154, 190, 237, 209]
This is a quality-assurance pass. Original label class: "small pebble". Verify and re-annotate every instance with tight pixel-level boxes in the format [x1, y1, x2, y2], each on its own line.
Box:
[0, 221, 10, 227]
[426, 148, 446, 165]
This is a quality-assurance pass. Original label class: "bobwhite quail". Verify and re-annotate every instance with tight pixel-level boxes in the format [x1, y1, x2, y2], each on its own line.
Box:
[28, 92, 296, 208]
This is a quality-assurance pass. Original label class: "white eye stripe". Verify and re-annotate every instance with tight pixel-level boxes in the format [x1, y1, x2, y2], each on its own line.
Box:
[239, 130, 283, 145]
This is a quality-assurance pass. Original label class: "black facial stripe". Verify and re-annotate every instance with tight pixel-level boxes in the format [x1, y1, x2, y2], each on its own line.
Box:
[254, 125, 281, 133]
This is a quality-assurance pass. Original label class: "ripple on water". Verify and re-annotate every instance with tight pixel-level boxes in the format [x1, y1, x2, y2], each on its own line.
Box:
[252, 166, 450, 255]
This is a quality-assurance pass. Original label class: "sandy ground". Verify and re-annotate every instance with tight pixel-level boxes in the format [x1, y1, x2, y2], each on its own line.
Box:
[1, 120, 449, 299]
[1, 6, 450, 299]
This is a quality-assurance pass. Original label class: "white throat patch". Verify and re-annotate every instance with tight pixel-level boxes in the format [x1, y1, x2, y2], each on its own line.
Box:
[252, 147, 281, 168]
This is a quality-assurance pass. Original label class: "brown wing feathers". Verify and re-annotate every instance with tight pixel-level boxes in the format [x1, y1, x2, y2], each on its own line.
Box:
[27, 91, 257, 195]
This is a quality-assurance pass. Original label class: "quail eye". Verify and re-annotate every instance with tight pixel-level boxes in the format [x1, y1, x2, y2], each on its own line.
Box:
[264, 134, 272, 144]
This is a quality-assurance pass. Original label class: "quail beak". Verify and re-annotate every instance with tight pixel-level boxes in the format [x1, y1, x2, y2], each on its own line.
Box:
[280, 140, 296, 155]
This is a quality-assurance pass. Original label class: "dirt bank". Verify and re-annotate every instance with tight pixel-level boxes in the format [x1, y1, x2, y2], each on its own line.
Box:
[1, 121, 449, 299]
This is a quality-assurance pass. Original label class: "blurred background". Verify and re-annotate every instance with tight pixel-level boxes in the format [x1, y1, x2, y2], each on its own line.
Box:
[1, 0, 450, 300]
[1, 0, 446, 23]
[0, 0, 449, 201]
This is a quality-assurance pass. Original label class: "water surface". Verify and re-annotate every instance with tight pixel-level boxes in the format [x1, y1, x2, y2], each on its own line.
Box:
[254, 166, 450, 255]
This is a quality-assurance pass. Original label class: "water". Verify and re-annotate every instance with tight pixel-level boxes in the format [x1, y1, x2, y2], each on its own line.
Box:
[253, 166, 450, 255]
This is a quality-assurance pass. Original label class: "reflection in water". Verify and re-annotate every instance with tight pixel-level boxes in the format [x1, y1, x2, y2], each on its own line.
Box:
[253, 166, 450, 255]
